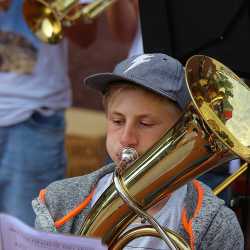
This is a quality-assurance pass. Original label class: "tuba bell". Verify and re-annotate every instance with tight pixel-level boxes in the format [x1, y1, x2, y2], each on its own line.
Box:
[78, 55, 250, 249]
[22, 0, 117, 43]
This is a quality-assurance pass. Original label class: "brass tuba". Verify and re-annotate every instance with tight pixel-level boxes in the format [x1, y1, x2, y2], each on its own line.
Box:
[78, 55, 250, 249]
[22, 0, 117, 43]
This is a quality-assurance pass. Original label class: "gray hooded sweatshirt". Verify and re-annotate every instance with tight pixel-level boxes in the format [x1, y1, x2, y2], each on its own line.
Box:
[32, 164, 244, 250]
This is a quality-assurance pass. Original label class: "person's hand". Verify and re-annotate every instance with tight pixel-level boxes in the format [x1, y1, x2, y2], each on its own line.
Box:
[0, 0, 11, 11]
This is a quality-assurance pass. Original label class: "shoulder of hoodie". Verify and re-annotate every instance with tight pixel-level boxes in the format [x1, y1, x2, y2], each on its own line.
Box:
[186, 181, 244, 249]
[44, 163, 115, 221]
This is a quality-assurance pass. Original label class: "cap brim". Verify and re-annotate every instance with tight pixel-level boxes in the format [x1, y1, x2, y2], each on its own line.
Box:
[84, 73, 134, 94]
[84, 72, 179, 105]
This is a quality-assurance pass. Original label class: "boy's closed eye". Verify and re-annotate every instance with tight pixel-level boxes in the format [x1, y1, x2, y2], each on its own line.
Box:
[139, 120, 156, 127]
[108, 114, 125, 126]
[112, 118, 125, 126]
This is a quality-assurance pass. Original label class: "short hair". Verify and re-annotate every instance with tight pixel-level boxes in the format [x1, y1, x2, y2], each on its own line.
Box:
[103, 82, 181, 113]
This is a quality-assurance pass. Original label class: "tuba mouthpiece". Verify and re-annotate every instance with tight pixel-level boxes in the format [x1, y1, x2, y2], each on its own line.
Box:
[121, 147, 138, 164]
[118, 147, 139, 174]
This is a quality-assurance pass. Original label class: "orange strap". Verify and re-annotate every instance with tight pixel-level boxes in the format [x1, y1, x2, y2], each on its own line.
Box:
[39, 189, 46, 203]
[38, 188, 95, 229]
[181, 180, 204, 250]
[182, 207, 195, 250]
[54, 189, 95, 229]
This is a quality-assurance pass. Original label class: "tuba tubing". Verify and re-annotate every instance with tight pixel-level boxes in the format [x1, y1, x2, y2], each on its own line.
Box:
[78, 111, 233, 247]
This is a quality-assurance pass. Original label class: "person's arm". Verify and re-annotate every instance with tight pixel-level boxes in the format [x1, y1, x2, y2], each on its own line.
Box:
[64, 3, 98, 48]
[106, 0, 139, 44]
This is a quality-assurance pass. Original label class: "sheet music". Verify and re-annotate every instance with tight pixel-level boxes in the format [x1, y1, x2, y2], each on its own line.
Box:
[0, 213, 107, 250]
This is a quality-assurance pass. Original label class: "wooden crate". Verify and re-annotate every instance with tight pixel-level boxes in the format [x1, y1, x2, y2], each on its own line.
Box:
[65, 108, 107, 177]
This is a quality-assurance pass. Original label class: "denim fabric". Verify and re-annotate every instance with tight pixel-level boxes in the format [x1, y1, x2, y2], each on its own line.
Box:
[0, 111, 66, 226]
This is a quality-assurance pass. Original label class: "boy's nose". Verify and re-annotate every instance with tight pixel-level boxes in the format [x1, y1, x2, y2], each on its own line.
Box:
[120, 126, 138, 148]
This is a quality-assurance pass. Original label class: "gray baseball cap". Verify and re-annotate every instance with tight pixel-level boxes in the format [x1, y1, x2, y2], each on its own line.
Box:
[84, 53, 191, 110]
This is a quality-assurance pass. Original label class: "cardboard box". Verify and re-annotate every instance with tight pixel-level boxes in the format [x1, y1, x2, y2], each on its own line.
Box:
[65, 108, 107, 177]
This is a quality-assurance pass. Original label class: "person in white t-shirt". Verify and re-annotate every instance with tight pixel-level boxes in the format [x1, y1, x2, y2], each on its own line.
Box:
[0, 0, 96, 226]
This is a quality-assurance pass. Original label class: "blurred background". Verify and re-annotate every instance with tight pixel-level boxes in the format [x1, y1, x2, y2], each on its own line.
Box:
[65, 14, 130, 176]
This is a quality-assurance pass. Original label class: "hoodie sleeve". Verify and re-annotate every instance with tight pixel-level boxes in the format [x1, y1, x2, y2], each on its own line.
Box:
[32, 196, 58, 233]
[199, 205, 244, 250]
[31, 176, 92, 234]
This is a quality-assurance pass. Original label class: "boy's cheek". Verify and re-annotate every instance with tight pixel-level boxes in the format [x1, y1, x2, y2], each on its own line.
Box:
[106, 136, 119, 163]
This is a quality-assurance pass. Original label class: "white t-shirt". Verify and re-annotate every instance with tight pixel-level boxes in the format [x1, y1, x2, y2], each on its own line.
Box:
[92, 173, 187, 250]
[128, 20, 144, 58]
[0, 0, 71, 126]
[79, 0, 94, 3]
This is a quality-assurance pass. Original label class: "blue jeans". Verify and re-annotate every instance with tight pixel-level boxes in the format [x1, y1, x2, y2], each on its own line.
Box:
[0, 111, 66, 226]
